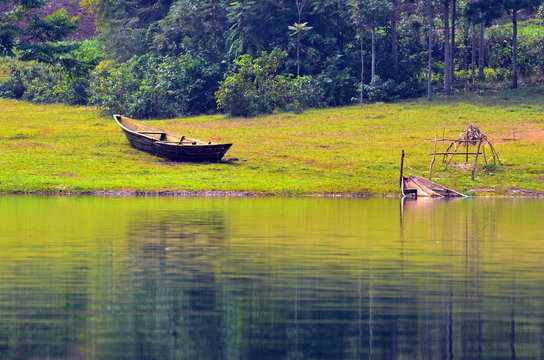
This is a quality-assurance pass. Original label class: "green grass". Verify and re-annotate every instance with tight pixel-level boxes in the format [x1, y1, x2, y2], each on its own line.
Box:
[1, 86, 543, 196]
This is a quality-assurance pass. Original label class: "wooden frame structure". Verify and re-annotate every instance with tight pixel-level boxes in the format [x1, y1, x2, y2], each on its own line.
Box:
[429, 125, 501, 180]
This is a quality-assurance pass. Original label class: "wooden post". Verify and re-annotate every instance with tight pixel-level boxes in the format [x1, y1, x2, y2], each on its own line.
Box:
[471, 139, 482, 180]
[430, 136, 437, 180]
[400, 150, 405, 188]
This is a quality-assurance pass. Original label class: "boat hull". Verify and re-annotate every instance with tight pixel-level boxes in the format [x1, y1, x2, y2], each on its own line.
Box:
[115, 115, 232, 162]
[401, 175, 466, 198]
[122, 129, 232, 162]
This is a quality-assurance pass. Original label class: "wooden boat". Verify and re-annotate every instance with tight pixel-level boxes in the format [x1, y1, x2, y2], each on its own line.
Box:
[401, 175, 466, 198]
[114, 115, 232, 162]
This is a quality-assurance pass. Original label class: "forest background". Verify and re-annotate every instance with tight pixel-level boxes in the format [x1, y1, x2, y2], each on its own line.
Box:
[1, 0, 543, 119]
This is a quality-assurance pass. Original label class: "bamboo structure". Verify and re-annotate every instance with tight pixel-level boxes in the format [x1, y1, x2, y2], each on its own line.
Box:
[429, 125, 501, 180]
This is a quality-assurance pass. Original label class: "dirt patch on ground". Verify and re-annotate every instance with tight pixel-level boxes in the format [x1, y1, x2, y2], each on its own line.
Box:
[469, 187, 496, 193]
[10, 142, 49, 148]
[504, 187, 544, 197]
[486, 124, 544, 144]
[470, 186, 544, 197]
[57, 172, 78, 178]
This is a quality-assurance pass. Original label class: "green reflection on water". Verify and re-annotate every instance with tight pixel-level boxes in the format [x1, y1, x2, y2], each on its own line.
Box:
[0, 196, 543, 359]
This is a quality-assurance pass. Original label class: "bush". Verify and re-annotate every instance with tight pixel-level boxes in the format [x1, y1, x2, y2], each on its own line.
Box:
[90, 54, 223, 118]
[287, 76, 324, 113]
[454, 67, 509, 82]
[363, 76, 424, 102]
[215, 49, 323, 117]
[0, 59, 58, 101]
[315, 55, 358, 107]
[487, 21, 544, 78]
[0, 41, 102, 105]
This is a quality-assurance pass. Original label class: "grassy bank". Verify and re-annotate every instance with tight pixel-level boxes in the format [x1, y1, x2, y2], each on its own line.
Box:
[1, 87, 543, 196]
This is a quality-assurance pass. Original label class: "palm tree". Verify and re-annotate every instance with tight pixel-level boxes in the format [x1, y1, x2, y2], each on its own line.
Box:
[289, 22, 312, 77]
[288, 22, 312, 77]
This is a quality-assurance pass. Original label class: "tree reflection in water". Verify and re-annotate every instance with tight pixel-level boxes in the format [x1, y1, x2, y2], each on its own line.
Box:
[0, 197, 542, 359]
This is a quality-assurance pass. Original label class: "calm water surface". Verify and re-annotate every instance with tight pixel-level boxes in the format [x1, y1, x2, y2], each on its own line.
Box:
[0, 196, 543, 359]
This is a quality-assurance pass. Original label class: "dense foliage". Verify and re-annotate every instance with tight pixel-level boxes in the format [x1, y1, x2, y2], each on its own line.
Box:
[0, 0, 543, 118]
[215, 49, 323, 117]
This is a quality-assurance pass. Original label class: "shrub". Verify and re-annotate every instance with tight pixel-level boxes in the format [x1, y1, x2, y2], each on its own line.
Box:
[90, 54, 222, 118]
[0, 59, 60, 101]
[487, 21, 544, 79]
[363, 76, 424, 102]
[215, 49, 323, 117]
[0, 41, 102, 105]
[287, 76, 324, 113]
[315, 55, 357, 107]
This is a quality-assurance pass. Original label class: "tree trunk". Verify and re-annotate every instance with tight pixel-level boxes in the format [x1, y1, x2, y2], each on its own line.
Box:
[296, 32, 300, 77]
[391, 0, 399, 71]
[427, 2, 434, 101]
[371, 26, 376, 85]
[450, 0, 456, 89]
[512, 9, 518, 89]
[444, 0, 451, 95]
[471, 22, 476, 86]
[360, 35, 364, 103]
[463, 21, 470, 91]
[478, 22, 485, 81]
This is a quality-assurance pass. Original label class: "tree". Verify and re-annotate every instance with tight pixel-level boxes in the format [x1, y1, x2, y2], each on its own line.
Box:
[288, 22, 312, 77]
[0, 0, 78, 58]
[502, 0, 543, 88]
[349, 0, 393, 90]
[424, 0, 440, 101]
[450, 0, 457, 91]
[288, 0, 312, 77]
[390, 0, 400, 70]
[154, 0, 228, 60]
[226, 1, 265, 57]
[464, 0, 503, 81]
[81, 0, 174, 61]
[443, 0, 452, 94]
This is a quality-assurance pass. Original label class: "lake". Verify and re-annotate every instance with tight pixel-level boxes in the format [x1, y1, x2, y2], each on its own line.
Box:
[0, 196, 543, 359]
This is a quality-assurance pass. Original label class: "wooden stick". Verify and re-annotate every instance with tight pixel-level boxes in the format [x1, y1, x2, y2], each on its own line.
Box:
[488, 141, 502, 165]
[442, 142, 455, 163]
[444, 141, 461, 170]
[400, 150, 405, 188]
[430, 136, 437, 180]
[471, 140, 482, 180]
[431, 152, 483, 155]
[431, 139, 480, 142]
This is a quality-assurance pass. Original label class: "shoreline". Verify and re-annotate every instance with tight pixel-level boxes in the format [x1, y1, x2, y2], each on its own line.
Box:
[1, 189, 543, 198]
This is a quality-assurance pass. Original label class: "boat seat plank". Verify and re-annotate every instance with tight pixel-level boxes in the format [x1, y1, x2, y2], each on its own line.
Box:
[138, 131, 167, 134]
[157, 141, 198, 145]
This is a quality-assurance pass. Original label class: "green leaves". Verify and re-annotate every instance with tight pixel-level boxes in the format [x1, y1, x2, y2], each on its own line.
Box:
[215, 49, 322, 117]
[90, 54, 221, 118]
[288, 22, 313, 36]
[0, 4, 79, 58]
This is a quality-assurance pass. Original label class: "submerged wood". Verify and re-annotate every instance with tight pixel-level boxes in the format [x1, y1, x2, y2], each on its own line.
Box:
[401, 175, 466, 198]
[114, 115, 232, 162]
